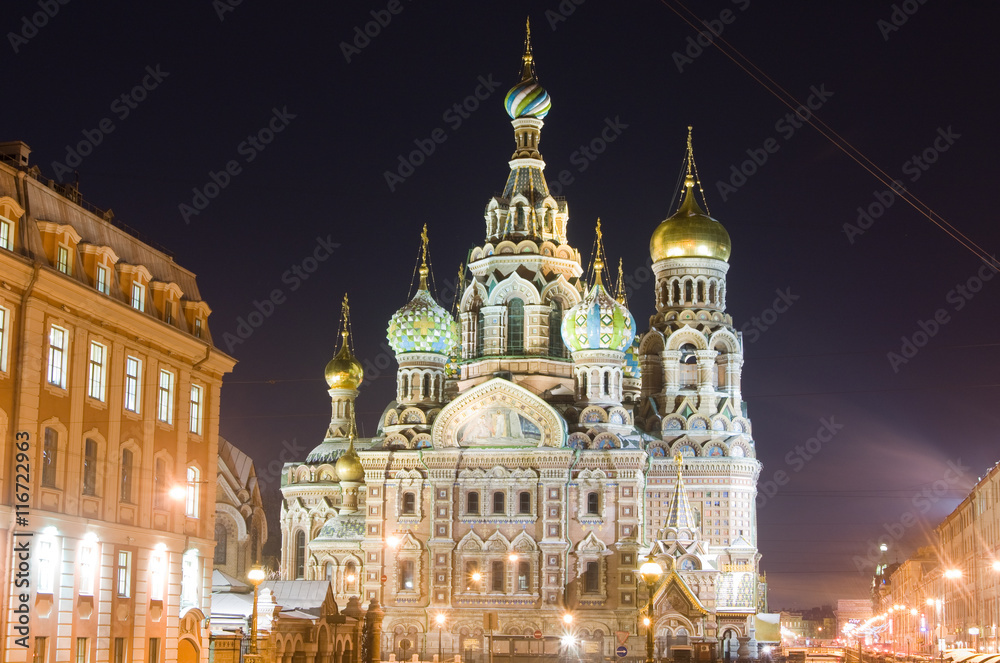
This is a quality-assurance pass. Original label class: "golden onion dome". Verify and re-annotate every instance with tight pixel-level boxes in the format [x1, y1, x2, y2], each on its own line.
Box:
[324, 330, 364, 390]
[335, 439, 365, 483]
[650, 176, 731, 263]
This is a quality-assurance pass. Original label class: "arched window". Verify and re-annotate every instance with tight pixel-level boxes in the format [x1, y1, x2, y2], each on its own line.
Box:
[518, 491, 531, 514]
[507, 299, 524, 354]
[82, 438, 97, 496]
[42, 427, 58, 488]
[684, 281, 693, 303]
[345, 561, 357, 592]
[214, 522, 227, 565]
[476, 311, 485, 356]
[422, 373, 431, 399]
[491, 560, 504, 592]
[603, 371, 610, 395]
[467, 491, 480, 515]
[548, 300, 565, 357]
[402, 492, 416, 514]
[492, 491, 505, 514]
[584, 561, 599, 593]
[517, 561, 530, 591]
[587, 492, 600, 515]
[120, 448, 133, 503]
[295, 531, 306, 579]
[325, 563, 333, 581]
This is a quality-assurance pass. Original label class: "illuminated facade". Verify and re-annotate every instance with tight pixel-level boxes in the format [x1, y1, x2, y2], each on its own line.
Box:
[281, 27, 764, 663]
[0, 141, 235, 663]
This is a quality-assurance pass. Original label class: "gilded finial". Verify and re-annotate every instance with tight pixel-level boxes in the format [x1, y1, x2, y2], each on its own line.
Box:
[452, 262, 466, 315]
[520, 16, 535, 81]
[615, 257, 627, 306]
[593, 218, 604, 285]
[418, 224, 430, 290]
[681, 126, 710, 214]
[339, 294, 351, 348]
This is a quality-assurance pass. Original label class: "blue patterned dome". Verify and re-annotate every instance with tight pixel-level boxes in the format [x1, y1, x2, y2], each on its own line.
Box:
[387, 289, 459, 355]
[562, 276, 636, 353]
[624, 337, 642, 378]
[505, 79, 551, 119]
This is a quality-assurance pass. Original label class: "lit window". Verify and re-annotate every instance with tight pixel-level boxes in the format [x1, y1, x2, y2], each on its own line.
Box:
[131, 281, 145, 311]
[0, 306, 8, 372]
[37, 536, 57, 594]
[185, 466, 199, 518]
[47, 325, 68, 388]
[189, 384, 203, 435]
[82, 438, 97, 496]
[294, 531, 305, 579]
[181, 550, 199, 607]
[148, 638, 161, 663]
[124, 356, 141, 413]
[87, 342, 106, 400]
[95, 264, 108, 294]
[79, 538, 97, 595]
[117, 550, 131, 597]
[42, 427, 58, 488]
[157, 370, 174, 424]
[194, 317, 202, 338]
[0, 216, 11, 250]
[517, 561, 530, 591]
[120, 449, 134, 503]
[113, 638, 126, 663]
[400, 560, 415, 590]
[36, 637, 49, 663]
[56, 245, 70, 274]
[149, 547, 166, 601]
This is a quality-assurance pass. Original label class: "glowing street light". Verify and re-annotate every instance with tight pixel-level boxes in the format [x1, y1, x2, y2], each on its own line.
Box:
[247, 565, 267, 661]
[639, 552, 663, 663]
[944, 569, 962, 579]
[435, 613, 446, 662]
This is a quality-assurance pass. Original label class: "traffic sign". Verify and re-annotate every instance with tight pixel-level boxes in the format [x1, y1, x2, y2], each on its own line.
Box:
[533, 630, 543, 640]
[381, 574, 387, 583]
[616, 646, 628, 658]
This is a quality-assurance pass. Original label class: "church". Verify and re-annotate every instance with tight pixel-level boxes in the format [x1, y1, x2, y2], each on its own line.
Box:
[281, 24, 766, 663]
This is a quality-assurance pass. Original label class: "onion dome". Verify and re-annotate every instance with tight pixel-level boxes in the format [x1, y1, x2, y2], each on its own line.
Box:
[386, 226, 459, 355]
[504, 18, 551, 120]
[335, 438, 365, 483]
[624, 337, 642, 379]
[314, 513, 365, 542]
[562, 233, 636, 353]
[650, 128, 731, 263]
[325, 295, 364, 389]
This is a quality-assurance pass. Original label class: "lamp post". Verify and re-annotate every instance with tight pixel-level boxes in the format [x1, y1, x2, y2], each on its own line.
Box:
[640, 552, 664, 663]
[436, 613, 446, 663]
[247, 565, 266, 662]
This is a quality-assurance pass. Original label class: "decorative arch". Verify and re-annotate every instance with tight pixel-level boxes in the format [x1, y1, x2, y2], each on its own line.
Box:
[215, 502, 248, 542]
[665, 325, 708, 351]
[487, 272, 540, 306]
[708, 329, 740, 353]
[433, 378, 565, 448]
[539, 275, 582, 308]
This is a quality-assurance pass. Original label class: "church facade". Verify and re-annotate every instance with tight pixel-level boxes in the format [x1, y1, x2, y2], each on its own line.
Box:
[281, 27, 765, 663]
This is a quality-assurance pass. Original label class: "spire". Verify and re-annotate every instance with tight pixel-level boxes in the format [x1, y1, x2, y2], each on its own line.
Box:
[520, 16, 535, 82]
[452, 262, 466, 316]
[325, 294, 364, 390]
[680, 125, 711, 215]
[615, 258, 628, 306]
[664, 453, 697, 531]
[589, 219, 607, 287]
[418, 223, 430, 290]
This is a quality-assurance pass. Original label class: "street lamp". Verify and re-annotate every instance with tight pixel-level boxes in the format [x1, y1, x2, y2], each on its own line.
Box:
[436, 613, 446, 662]
[639, 552, 664, 663]
[247, 565, 266, 661]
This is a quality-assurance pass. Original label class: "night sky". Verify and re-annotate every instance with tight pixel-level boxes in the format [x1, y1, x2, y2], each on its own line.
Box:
[7, 0, 1000, 610]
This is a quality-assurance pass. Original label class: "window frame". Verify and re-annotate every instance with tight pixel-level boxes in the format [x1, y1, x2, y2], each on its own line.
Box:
[117, 550, 132, 597]
[507, 298, 524, 354]
[124, 355, 141, 413]
[130, 281, 145, 312]
[185, 466, 200, 518]
[584, 560, 600, 594]
[41, 427, 58, 488]
[466, 491, 480, 515]
[56, 244, 71, 274]
[47, 325, 68, 389]
[82, 438, 98, 496]
[401, 491, 416, 515]
[87, 341, 107, 401]
[399, 559, 415, 591]
[0, 216, 11, 251]
[120, 448, 134, 504]
[0, 305, 8, 372]
[492, 491, 505, 515]
[157, 369, 174, 424]
[518, 491, 532, 515]
[189, 384, 203, 435]
[95, 263, 109, 295]
[491, 559, 504, 592]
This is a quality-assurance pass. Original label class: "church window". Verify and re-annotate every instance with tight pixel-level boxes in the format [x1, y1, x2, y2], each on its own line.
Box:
[467, 491, 480, 515]
[400, 560, 415, 590]
[476, 311, 485, 356]
[493, 491, 506, 514]
[548, 300, 565, 357]
[422, 373, 431, 398]
[295, 530, 306, 579]
[517, 561, 530, 590]
[587, 492, 599, 515]
[507, 299, 524, 354]
[402, 492, 416, 514]
[518, 491, 531, 514]
[492, 560, 504, 591]
[584, 561, 599, 593]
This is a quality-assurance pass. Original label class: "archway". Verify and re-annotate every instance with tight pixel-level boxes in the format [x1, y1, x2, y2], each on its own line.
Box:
[178, 639, 198, 663]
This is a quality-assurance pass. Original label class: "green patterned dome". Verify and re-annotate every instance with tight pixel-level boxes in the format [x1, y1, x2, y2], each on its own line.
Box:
[314, 513, 366, 542]
[387, 289, 459, 355]
[561, 278, 636, 354]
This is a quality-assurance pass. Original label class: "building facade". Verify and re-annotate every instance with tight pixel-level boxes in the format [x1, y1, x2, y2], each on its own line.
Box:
[0, 141, 236, 663]
[215, 437, 268, 582]
[281, 29, 765, 663]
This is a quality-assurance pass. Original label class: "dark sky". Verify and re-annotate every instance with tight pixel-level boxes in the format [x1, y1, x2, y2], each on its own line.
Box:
[7, 0, 1000, 610]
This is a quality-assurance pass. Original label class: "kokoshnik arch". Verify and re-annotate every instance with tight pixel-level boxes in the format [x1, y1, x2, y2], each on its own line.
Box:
[281, 21, 766, 663]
